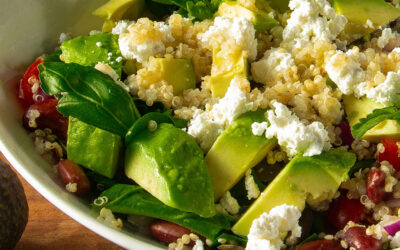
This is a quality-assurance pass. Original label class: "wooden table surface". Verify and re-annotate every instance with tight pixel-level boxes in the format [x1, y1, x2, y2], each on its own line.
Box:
[1, 154, 122, 250]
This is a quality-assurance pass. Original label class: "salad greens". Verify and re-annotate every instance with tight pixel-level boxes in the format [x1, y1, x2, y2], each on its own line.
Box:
[38, 62, 140, 136]
[351, 106, 400, 139]
[95, 184, 236, 240]
[60, 33, 123, 76]
[152, 0, 221, 19]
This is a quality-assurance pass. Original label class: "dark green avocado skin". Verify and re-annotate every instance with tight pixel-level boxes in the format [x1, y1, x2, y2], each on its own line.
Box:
[0, 161, 28, 250]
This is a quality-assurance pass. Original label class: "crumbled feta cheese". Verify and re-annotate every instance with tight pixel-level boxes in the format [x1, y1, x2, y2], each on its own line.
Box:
[282, 0, 347, 50]
[252, 121, 269, 136]
[252, 102, 331, 157]
[392, 231, 400, 248]
[58, 32, 71, 44]
[187, 76, 252, 151]
[199, 16, 257, 61]
[246, 204, 302, 250]
[193, 240, 204, 250]
[112, 20, 135, 35]
[326, 48, 400, 107]
[118, 18, 174, 63]
[245, 169, 260, 200]
[97, 208, 123, 230]
[251, 48, 295, 84]
[377, 28, 397, 49]
[219, 191, 240, 215]
[325, 49, 366, 95]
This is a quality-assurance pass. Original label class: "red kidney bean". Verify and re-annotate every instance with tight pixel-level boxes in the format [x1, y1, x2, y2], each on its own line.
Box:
[342, 226, 381, 250]
[326, 194, 364, 230]
[149, 220, 193, 245]
[366, 169, 386, 203]
[23, 99, 68, 141]
[295, 240, 343, 250]
[57, 160, 90, 196]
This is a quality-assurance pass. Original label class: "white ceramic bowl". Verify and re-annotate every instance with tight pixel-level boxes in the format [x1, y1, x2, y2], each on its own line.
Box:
[0, 1, 163, 249]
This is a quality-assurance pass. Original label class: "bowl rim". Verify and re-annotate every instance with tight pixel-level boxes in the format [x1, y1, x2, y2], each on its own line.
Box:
[0, 128, 163, 249]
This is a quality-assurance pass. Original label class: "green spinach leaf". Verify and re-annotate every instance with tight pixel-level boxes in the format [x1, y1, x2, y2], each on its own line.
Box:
[39, 62, 140, 136]
[43, 49, 62, 62]
[61, 33, 123, 76]
[351, 106, 400, 139]
[94, 184, 236, 240]
[149, 0, 219, 20]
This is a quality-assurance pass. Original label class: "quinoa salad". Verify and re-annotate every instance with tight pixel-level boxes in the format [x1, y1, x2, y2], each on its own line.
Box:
[17, 0, 400, 249]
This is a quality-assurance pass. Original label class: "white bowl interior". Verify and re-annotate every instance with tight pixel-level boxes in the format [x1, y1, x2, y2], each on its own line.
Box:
[0, 1, 163, 249]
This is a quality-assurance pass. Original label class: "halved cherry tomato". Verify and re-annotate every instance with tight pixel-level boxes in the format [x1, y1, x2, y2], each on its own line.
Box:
[378, 138, 400, 171]
[23, 99, 68, 141]
[18, 58, 54, 110]
[326, 194, 364, 230]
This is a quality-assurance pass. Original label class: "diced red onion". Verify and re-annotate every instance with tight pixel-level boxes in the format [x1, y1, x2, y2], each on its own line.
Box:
[337, 121, 355, 146]
[384, 220, 400, 236]
[386, 198, 400, 208]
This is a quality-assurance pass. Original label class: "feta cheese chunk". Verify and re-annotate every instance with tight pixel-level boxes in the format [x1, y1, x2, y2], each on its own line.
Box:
[282, 0, 347, 50]
[118, 18, 174, 63]
[252, 102, 331, 157]
[245, 169, 260, 200]
[112, 20, 135, 35]
[199, 16, 257, 61]
[326, 48, 400, 107]
[246, 204, 302, 250]
[251, 48, 295, 85]
[188, 76, 253, 151]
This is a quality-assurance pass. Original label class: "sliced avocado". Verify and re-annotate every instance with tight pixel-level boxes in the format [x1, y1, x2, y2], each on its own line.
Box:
[232, 148, 356, 236]
[266, 0, 289, 13]
[60, 33, 122, 76]
[210, 49, 248, 98]
[67, 117, 123, 178]
[333, 0, 400, 42]
[216, 2, 279, 33]
[93, 0, 145, 22]
[206, 110, 277, 200]
[125, 122, 215, 218]
[152, 58, 196, 95]
[343, 95, 400, 142]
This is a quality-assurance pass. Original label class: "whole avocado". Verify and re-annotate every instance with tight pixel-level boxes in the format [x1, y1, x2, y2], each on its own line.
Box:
[0, 161, 28, 250]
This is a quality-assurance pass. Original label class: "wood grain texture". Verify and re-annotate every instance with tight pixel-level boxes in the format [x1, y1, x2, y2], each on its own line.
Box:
[0, 153, 122, 250]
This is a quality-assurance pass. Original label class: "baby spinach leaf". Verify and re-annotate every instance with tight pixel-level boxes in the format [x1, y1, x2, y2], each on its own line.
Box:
[348, 159, 375, 176]
[39, 62, 140, 136]
[148, 0, 219, 20]
[125, 112, 174, 144]
[43, 49, 62, 62]
[351, 106, 400, 139]
[61, 33, 123, 76]
[95, 184, 236, 240]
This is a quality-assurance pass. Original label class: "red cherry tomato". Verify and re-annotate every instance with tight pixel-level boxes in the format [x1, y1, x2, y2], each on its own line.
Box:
[23, 99, 68, 141]
[342, 226, 381, 250]
[296, 240, 343, 250]
[366, 169, 386, 203]
[378, 138, 400, 171]
[326, 194, 364, 230]
[18, 58, 54, 110]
